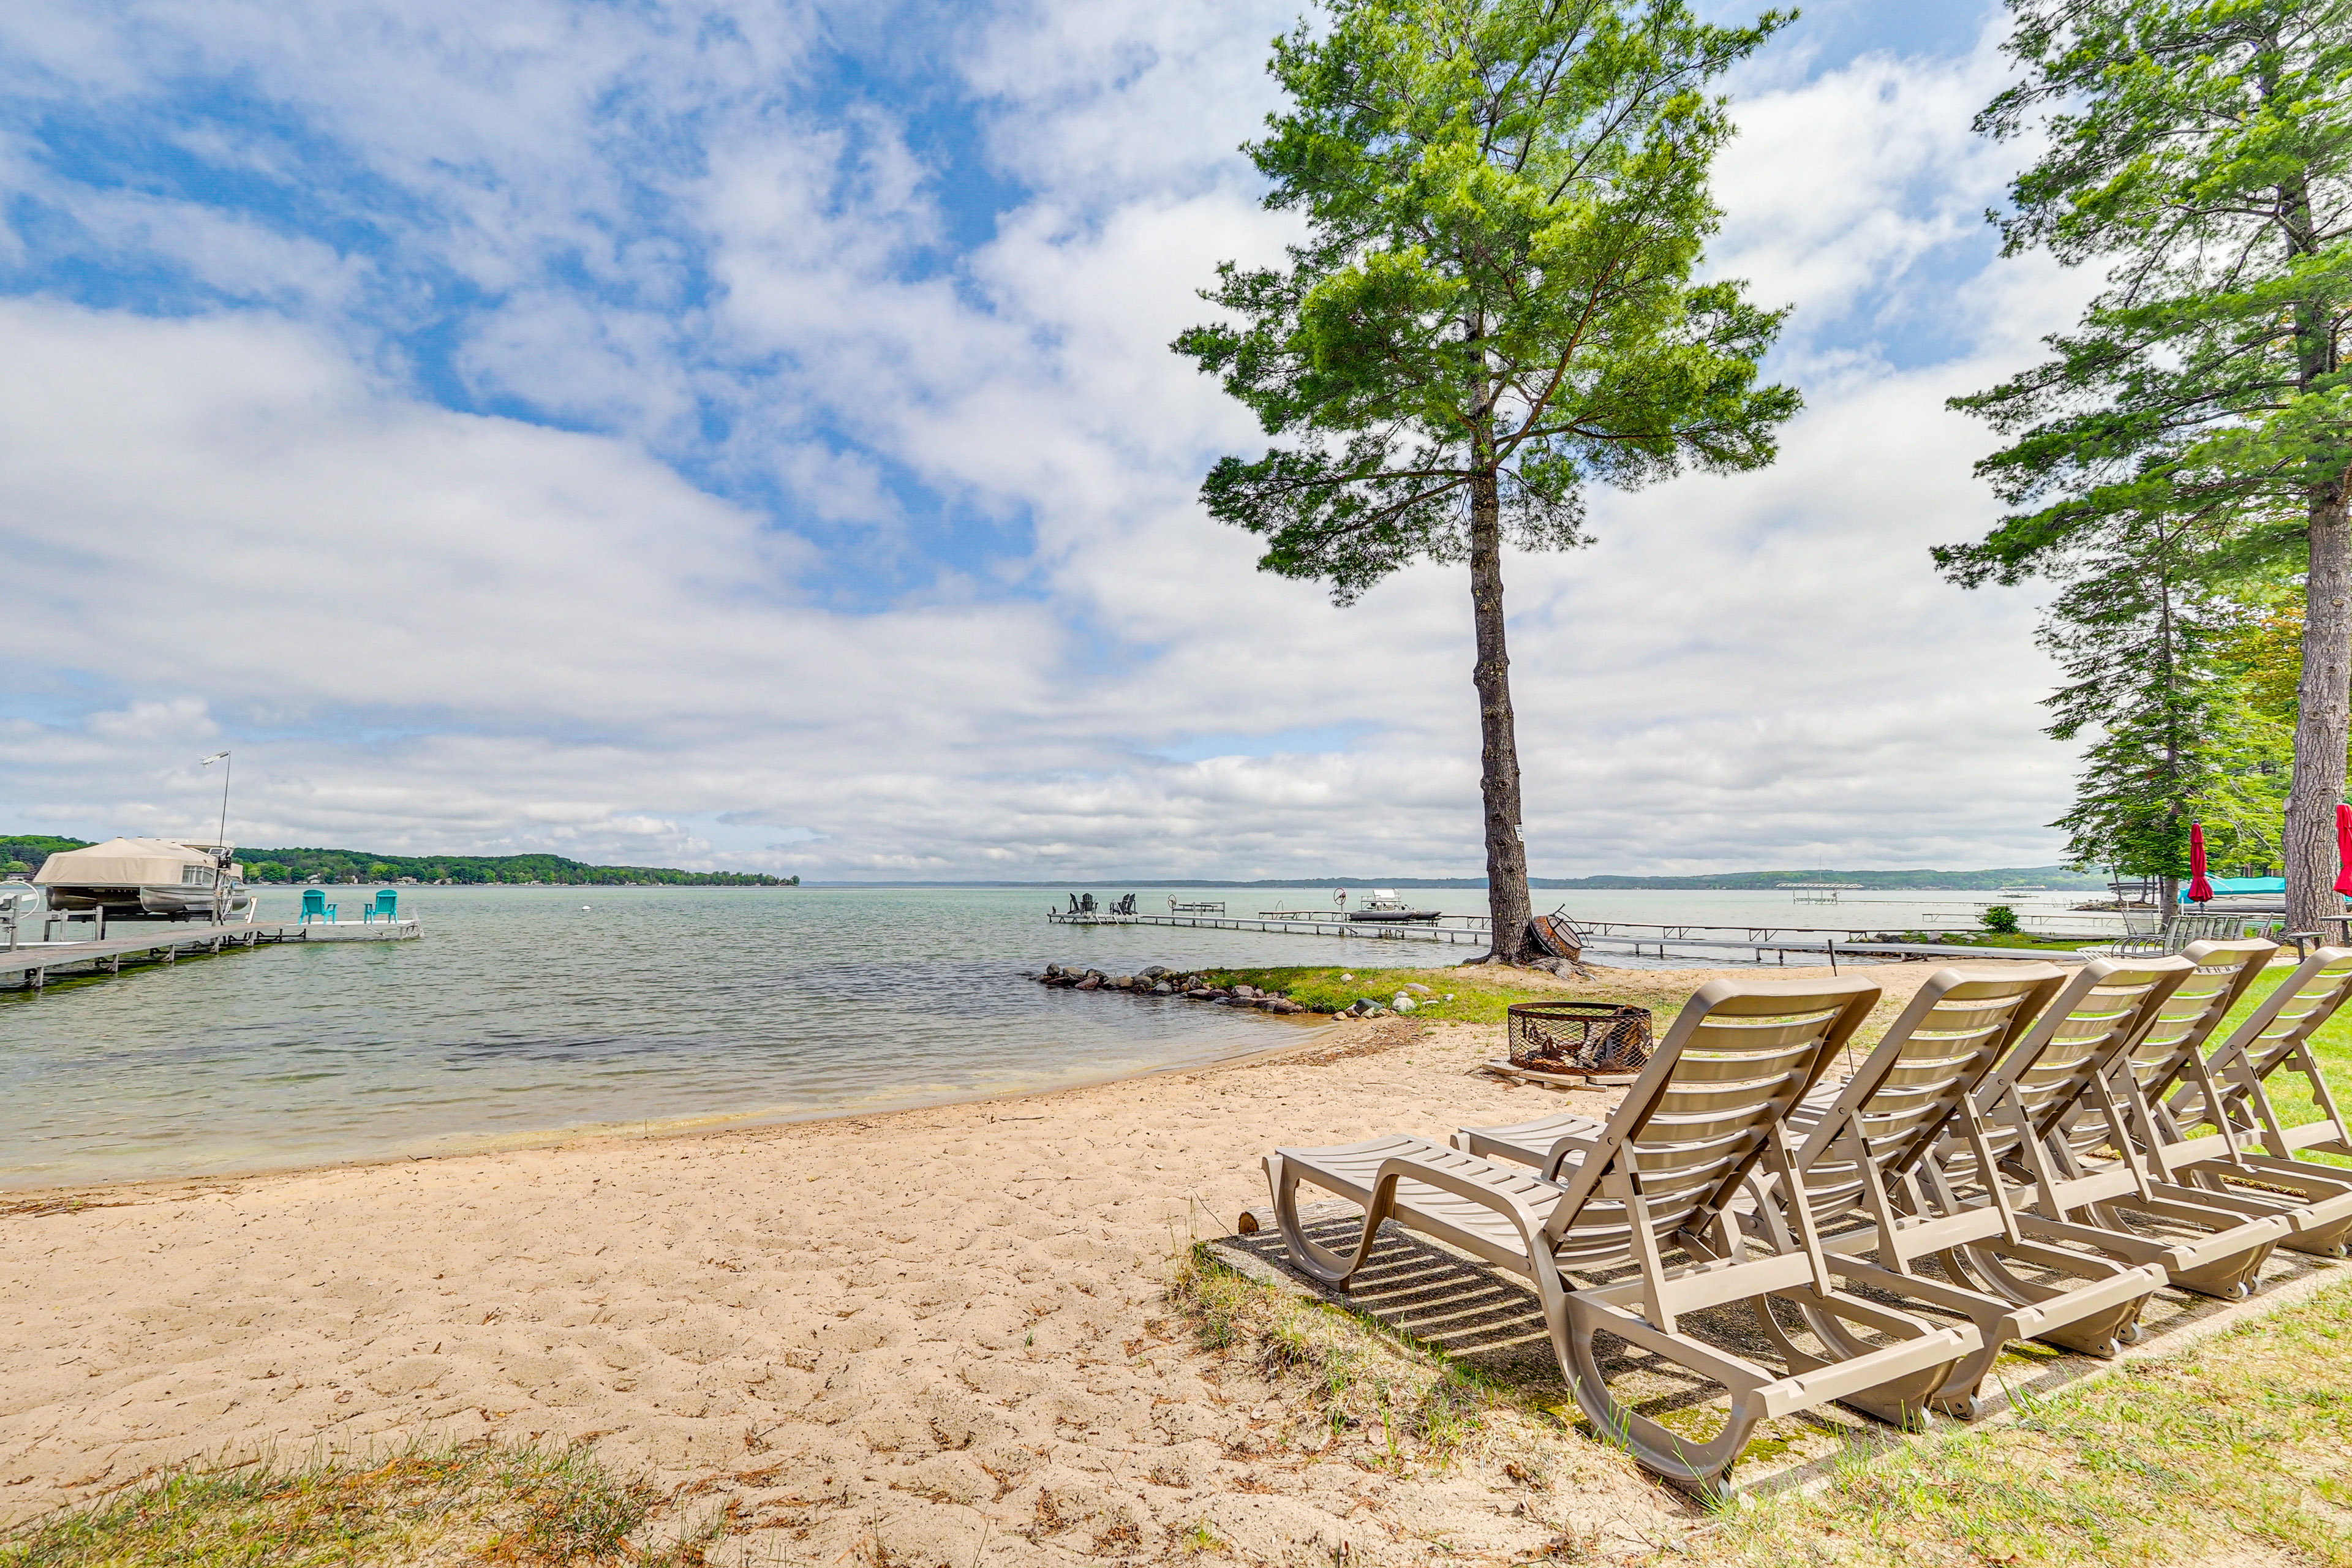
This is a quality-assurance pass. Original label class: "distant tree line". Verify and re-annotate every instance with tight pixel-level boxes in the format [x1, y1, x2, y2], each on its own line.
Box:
[0, 835, 91, 880]
[0, 836, 795, 887]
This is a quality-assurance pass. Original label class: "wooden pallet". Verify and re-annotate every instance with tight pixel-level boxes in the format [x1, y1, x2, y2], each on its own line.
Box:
[1479, 1058, 1639, 1088]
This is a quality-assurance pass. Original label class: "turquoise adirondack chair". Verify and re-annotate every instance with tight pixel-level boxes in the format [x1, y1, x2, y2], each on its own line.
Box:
[300, 888, 337, 925]
[365, 888, 398, 924]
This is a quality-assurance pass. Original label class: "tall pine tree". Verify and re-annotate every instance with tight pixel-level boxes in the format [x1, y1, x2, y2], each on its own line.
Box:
[1944, 0, 2352, 927]
[1175, 0, 1796, 959]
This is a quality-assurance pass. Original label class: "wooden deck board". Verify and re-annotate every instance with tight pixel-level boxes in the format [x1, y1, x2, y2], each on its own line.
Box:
[0, 918, 420, 987]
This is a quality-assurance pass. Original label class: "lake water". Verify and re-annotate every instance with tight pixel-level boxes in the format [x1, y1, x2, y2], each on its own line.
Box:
[0, 883, 2094, 1189]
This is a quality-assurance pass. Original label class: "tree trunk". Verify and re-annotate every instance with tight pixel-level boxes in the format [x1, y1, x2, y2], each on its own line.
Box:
[1468, 465, 1531, 963]
[2286, 481, 2352, 932]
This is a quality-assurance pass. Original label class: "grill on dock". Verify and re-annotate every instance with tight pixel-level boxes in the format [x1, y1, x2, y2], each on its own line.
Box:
[1506, 1001, 1652, 1077]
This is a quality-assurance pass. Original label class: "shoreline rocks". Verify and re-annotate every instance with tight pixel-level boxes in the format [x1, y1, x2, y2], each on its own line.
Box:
[1034, 963, 1380, 1017]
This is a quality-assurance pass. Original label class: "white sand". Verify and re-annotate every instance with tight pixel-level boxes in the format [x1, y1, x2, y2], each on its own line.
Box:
[0, 963, 1964, 1564]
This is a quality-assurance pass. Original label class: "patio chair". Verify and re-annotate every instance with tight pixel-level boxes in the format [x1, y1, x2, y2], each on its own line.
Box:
[2129, 945, 2352, 1257]
[1262, 976, 1981, 1494]
[364, 888, 398, 924]
[300, 888, 336, 925]
[1461, 965, 2166, 1419]
[1928, 956, 2292, 1302]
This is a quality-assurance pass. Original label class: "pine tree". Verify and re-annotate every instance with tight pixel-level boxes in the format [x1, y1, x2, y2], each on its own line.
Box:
[1175, 0, 1796, 959]
[1945, 0, 2352, 927]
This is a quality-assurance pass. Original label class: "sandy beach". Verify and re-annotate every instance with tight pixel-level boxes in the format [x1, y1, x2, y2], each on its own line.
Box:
[0, 963, 1977, 1564]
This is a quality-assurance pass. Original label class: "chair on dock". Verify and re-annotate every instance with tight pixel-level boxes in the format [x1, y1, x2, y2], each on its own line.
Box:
[300, 888, 336, 925]
[364, 888, 398, 924]
[1261, 976, 1980, 1495]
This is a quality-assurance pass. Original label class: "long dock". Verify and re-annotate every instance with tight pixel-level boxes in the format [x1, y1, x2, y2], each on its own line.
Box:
[1, 918, 420, 992]
[1046, 910, 1492, 945]
[1044, 909, 2120, 965]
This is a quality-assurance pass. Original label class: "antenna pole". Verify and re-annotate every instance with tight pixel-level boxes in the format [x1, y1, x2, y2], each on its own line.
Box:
[200, 750, 232, 925]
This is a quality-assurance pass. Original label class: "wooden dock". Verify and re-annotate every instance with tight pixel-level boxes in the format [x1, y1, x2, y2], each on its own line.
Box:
[1, 918, 420, 992]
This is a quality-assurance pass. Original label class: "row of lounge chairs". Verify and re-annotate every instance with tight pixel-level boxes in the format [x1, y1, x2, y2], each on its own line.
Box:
[1260, 941, 2352, 1493]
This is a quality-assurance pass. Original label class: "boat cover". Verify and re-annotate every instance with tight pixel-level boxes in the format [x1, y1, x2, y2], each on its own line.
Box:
[34, 837, 217, 887]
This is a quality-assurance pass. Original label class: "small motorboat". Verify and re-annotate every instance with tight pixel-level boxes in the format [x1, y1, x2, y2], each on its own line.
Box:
[1348, 889, 1442, 923]
[34, 837, 252, 920]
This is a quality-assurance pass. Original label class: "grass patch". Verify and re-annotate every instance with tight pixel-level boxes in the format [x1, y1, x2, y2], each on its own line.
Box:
[1196, 964, 1714, 1025]
[1893, 930, 2105, 952]
[1670, 1278, 2352, 1566]
[1169, 1242, 1564, 1468]
[0, 1441, 704, 1567]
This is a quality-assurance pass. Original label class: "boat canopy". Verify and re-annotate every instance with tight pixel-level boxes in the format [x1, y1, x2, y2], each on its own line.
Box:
[2179, 875, 2286, 900]
[34, 837, 225, 887]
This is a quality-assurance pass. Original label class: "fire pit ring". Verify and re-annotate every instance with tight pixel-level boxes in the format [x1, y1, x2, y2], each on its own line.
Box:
[1507, 1001, 1653, 1077]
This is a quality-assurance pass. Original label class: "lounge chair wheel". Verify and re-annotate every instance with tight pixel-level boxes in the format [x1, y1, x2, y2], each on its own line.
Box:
[1936, 1393, 1981, 1422]
[2115, 1322, 2141, 1346]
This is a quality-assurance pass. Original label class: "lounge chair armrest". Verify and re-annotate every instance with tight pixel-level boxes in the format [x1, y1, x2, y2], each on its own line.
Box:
[1370, 1153, 1551, 1252]
[1542, 1133, 1600, 1182]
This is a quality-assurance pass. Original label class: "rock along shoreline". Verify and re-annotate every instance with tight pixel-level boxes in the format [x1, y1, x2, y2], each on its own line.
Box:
[1031, 963, 1404, 1018]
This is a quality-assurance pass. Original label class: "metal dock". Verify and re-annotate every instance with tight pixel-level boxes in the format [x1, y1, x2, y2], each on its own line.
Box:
[1044, 908, 2128, 966]
[1047, 909, 1494, 945]
[2, 918, 420, 992]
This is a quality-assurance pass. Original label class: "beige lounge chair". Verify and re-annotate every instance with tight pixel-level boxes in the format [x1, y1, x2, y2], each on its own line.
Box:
[1927, 955, 2293, 1303]
[1461, 965, 2167, 1419]
[1262, 977, 1981, 1494]
[2132, 944, 2352, 1257]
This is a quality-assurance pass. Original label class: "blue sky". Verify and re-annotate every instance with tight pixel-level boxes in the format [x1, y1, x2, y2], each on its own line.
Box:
[0, 0, 2092, 878]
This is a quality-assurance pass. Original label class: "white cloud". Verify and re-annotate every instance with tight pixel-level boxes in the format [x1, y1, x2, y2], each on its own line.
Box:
[0, 1, 2100, 878]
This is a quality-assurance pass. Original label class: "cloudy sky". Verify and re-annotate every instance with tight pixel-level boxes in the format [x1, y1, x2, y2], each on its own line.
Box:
[0, 0, 2097, 880]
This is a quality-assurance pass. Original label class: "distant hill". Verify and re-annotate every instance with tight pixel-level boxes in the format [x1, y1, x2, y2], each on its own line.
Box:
[1, 835, 794, 887]
[0, 835, 91, 878]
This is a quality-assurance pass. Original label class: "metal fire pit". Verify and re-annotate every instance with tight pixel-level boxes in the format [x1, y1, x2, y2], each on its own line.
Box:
[1507, 1001, 1653, 1078]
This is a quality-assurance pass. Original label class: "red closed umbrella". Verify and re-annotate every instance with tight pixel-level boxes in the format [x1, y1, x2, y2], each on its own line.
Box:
[2187, 823, 2212, 905]
[2335, 804, 2352, 897]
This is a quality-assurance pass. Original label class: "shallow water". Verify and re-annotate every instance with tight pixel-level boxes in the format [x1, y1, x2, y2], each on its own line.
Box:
[0, 882, 2087, 1188]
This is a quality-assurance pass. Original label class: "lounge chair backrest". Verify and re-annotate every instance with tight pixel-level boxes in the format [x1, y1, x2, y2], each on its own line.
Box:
[2176, 945, 2352, 1140]
[2059, 938, 2273, 1158]
[1790, 965, 2065, 1211]
[1967, 956, 2196, 1156]
[2203, 946, 2352, 1086]
[1540, 977, 1880, 1255]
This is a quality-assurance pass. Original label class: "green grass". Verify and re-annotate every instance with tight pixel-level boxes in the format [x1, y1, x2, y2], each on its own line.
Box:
[0, 1441, 707, 1567]
[1898, 930, 2106, 951]
[1168, 1242, 1599, 1475]
[1670, 1278, 2352, 1567]
[1195, 964, 1716, 1025]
